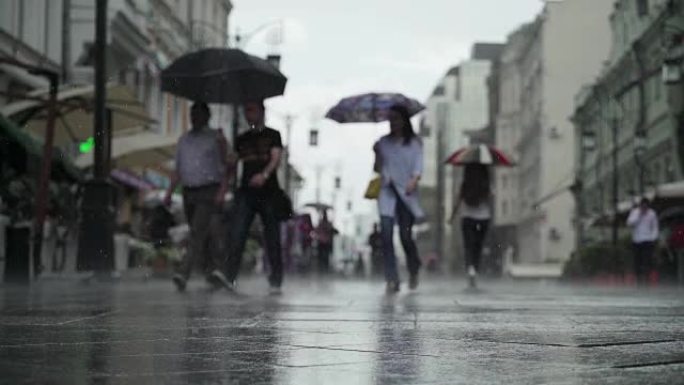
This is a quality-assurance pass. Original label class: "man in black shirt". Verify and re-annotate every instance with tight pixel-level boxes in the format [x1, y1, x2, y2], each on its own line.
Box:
[226, 100, 285, 293]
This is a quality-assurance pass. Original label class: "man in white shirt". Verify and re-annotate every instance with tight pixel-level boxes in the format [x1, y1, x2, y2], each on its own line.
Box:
[164, 102, 230, 292]
[626, 198, 659, 285]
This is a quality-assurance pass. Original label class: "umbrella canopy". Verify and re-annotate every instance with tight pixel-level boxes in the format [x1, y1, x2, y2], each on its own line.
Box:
[0, 113, 80, 181]
[446, 144, 514, 167]
[1, 84, 154, 148]
[160, 48, 287, 103]
[325, 93, 425, 123]
[304, 203, 333, 211]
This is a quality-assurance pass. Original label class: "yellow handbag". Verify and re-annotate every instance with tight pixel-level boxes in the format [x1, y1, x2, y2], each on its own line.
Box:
[364, 175, 382, 200]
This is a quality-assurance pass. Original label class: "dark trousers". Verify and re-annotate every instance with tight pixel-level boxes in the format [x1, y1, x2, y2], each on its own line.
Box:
[226, 191, 282, 287]
[179, 184, 225, 280]
[461, 218, 490, 271]
[317, 244, 332, 273]
[633, 241, 655, 284]
[380, 198, 421, 283]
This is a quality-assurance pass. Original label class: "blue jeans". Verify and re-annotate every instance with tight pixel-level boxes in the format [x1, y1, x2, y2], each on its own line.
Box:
[380, 197, 421, 283]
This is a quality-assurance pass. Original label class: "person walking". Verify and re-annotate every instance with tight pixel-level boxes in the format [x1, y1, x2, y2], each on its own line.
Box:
[450, 164, 492, 289]
[368, 223, 383, 276]
[148, 204, 176, 249]
[225, 100, 287, 294]
[164, 102, 230, 292]
[627, 198, 659, 285]
[314, 211, 338, 273]
[373, 104, 424, 294]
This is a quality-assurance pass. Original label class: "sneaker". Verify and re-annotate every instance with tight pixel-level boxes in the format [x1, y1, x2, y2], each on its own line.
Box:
[409, 274, 419, 290]
[207, 270, 234, 291]
[386, 281, 400, 294]
[467, 266, 477, 289]
[172, 274, 187, 292]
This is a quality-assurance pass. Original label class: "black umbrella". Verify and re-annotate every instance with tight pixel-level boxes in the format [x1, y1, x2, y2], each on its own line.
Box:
[161, 48, 287, 190]
[161, 48, 287, 104]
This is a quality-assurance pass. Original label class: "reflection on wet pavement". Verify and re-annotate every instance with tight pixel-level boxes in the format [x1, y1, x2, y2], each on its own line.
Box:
[0, 278, 683, 384]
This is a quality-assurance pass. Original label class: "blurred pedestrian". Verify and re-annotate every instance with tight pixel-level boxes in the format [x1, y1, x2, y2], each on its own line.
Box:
[373, 104, 424, 294]
[225, 100, 288, 295]
[355, 251, 365, 276]
[148, 204, 176, 249]
[164, 102, 230, 292]
[368, 223, 383, 276]
[627, 198, 659, 285]
[450, 164, 492, 288]
[314, 211, 338, 273]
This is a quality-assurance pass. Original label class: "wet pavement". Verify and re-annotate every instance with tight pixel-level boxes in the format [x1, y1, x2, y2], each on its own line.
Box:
[0, 277, 683, 385]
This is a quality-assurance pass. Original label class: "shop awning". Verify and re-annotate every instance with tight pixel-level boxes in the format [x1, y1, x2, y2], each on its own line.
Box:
[74, 131, 178, 169]
[110, 169, 155, 190]
[0, 83, 156, 148]
[0, 113, 80, 180]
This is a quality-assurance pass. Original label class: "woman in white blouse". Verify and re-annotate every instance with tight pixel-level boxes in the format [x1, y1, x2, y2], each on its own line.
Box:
[373, 105, 425, 294]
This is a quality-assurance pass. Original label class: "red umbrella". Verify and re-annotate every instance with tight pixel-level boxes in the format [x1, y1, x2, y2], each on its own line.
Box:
[446, 144, 514, 167]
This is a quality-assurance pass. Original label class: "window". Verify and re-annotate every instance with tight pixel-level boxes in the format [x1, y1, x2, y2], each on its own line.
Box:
[454, 76, 461, 101]
[654, 75, 662, 100]
[665, 155, 676, 182]
[0, 1, 18, 36]
[653, 160, 662, 184]
[173, 97, 182, 133]
[502, 201, 509, 217]
[636, 0, 649, 17]
[142, 69, 153, 109]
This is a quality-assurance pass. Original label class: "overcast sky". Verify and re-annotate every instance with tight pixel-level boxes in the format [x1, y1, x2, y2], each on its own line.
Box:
[232, 0, 543, 225]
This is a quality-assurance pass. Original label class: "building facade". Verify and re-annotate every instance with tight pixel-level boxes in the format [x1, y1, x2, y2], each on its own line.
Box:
[0, 0, 65, 104]
[1, 0, 234, 140]
[494, 25, 534, 237]
[574, 0, 684, 245]
[514, 0, 614, 264]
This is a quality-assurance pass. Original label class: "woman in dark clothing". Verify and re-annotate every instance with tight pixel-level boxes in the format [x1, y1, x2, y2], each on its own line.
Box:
[450, 164, 492, 288]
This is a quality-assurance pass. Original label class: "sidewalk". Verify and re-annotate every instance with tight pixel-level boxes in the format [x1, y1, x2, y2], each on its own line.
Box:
[0, 278, 683, 384]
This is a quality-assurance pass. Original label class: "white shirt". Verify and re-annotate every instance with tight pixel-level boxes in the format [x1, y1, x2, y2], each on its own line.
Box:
[375, 135, 425, 219]
[461, 202, 492, 220]
[626, 208, 659, 243]
[176, 127, 226, 188]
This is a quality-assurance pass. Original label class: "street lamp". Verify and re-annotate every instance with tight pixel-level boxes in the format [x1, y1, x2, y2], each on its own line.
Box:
[634, 132, 647, 156]
[634, 130, 647, 195]
[575, 129, 596, 247]
[233, 20, 284, 50]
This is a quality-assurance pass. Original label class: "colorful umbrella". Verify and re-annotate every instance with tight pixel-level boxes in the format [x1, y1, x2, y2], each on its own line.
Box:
[446, 144, 514, 167]
[304, 203, 333, 211]
[325, 93, 425, 123]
